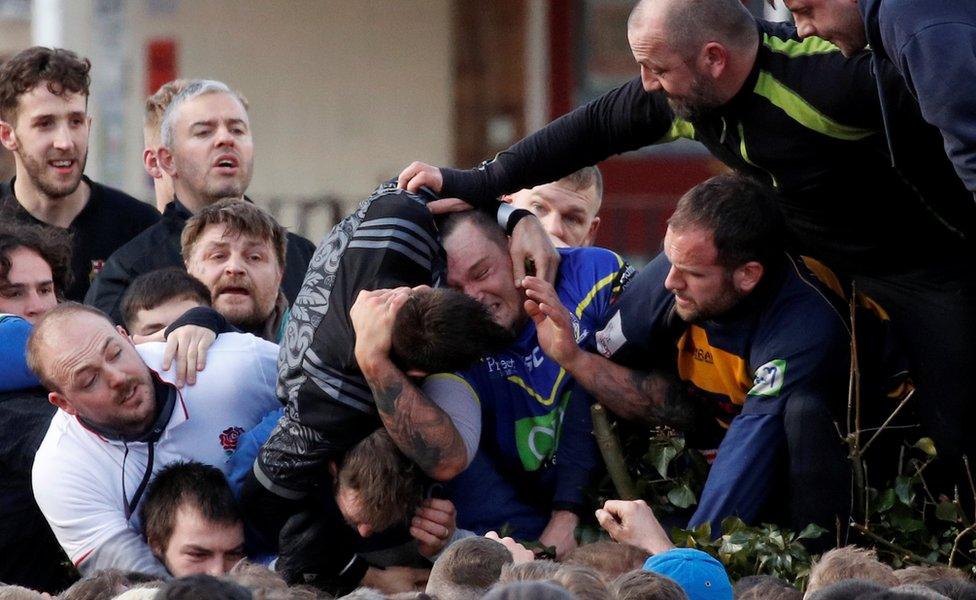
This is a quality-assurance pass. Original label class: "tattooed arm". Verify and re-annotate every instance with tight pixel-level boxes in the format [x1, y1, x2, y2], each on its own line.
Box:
[352, 288, 469, 481]
[522, 276, 695, 429]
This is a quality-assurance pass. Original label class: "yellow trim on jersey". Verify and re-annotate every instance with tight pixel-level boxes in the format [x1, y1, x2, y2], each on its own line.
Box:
[659, 117, 697, 143]
[507, 367, 569, 407]
[676, 326, 752, 406]
[762, 33, 840, 57]
[754, 71, 875, 141]
[574, 256, 624, 319]
[424, 373, 481, 406]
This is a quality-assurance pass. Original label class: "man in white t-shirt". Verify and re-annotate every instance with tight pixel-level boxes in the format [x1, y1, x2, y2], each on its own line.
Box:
[27, 302, 280, 577]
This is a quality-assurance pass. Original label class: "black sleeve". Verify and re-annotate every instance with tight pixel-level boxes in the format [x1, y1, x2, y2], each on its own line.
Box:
[163, 306, 238, 338]
[282, 232, 317, 305]
[84, 251, 138, 325]
[441, 77, 674, 208]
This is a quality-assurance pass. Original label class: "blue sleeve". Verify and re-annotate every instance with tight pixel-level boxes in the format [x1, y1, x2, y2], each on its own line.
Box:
[595, 253, 677, 370]
[894, 21, 976, 195]
[689, 413, 784, 534]
[0, 316, 40, 392]
[552, 384, 599, 512]
[227, 407, 284, 498]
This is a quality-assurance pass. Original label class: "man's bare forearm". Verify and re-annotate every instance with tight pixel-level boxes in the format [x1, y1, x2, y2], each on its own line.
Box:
[362, 357, 468, 481]
[565, 351, 694, 429]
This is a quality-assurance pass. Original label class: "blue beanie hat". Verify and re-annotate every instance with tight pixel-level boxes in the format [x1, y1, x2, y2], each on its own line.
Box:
[643, 548, 733, 600]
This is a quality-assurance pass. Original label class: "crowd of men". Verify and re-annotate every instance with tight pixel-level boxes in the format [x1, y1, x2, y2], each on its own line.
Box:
[0, 0, 974, 598]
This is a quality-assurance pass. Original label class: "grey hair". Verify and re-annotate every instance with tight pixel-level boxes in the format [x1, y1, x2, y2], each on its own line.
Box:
[159, 79, 247, 148]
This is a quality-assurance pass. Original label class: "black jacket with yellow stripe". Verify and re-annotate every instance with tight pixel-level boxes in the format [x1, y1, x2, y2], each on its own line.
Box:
[440, 19, 974, 275]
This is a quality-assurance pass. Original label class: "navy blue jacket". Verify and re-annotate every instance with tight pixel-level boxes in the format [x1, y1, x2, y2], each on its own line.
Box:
[861, 0, 976, 199]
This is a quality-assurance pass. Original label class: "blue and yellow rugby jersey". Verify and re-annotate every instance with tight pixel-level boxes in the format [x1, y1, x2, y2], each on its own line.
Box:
[596, 252, 851, 534]
[443, 247, 633, 538]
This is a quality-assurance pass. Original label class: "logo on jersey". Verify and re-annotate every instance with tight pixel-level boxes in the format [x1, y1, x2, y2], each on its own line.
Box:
[524, 346, 546, 371]
[89, 259, 105, 281]
[596, 311, 626, 357]
[750, 359, 786, 397]
[486, 356, 517, 376]
[514, 392, 570, 471]
[219, 426, 245, 455]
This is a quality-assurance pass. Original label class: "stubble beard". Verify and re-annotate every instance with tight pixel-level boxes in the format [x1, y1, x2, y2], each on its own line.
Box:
[19, 147, 87, 200]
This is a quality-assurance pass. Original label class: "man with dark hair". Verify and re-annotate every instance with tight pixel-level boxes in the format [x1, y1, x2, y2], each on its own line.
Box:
[506, 166, 603, 248]
[0, 222, 76, 592]
[399, 0, 976, 487]
[141, 461, 245, 577]
[28, 302, 280, 577]
[154, 574, 251, 600]
[84, 79, 315, 324]
[0, 221, 71, 323]
[0, 46, 160, 301]
[330, 428, 425, 539]
[391, 287, 513, 375]
[121, 268, 212, 342]
[531, 173, 860, 536]
[427, 209, 634, 559]
[181, 199, 288, 342]
[240, 180, 547, 593]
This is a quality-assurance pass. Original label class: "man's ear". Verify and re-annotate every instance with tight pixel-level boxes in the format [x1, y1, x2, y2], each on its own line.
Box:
[328, 461, 338, 479]
[733, 261, 764, 294]
[116, 324, 136, 345]
[584, 217, 601, 246]
[500, 194, 514, 205]
[157, 146, 177, 177]
[0, 120, 18, 152]
[700, 42, 729, 79]
[143, 147, 163, 179]
[49, 391, 76, 415]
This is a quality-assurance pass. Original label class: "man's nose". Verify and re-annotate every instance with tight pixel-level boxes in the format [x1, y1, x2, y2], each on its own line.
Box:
[214, 124, 235, 147]
[52, 121, 74, 151]
[224, 254, 246, 273]
[664, 266, 683, 292]
[542, 213, 564, 239]
[794, 17, 816, 39]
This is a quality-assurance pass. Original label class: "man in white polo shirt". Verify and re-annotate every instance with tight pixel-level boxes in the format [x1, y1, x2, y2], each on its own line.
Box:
[26, 302, 280, 577]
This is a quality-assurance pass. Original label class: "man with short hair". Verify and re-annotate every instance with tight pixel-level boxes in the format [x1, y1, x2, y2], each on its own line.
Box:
[776, 0, 976, 201]
[241, 180, 539, 593]
[529, 173, 856, 536]
[84, 79, 315, 324]
[28, 302, 280, 576]
[425, 536, 514, 600]
[398, 0, 976, 482]
[330, 427, 425, 539]
[0, 222, 75, 592]
[141, 461, 245, 578]
[505, 166, 603, 248]
[182, 199, 288, 342]
[142, 79, 194, 212]
[0, 221, 71, 325]
[429, 210, 633, 559]
[0, 46, 160, 301]
[120, 267, 212, 343]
